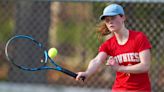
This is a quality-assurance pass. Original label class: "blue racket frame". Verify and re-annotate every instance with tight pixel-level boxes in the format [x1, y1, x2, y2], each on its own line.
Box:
[5, 35, 84, 80]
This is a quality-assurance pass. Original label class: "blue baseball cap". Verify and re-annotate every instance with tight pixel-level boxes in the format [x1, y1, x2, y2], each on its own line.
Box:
[99, 4, 125, 20]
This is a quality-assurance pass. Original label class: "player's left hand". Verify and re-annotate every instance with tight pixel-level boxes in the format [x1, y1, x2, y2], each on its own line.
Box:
[106, 56, 120, 71]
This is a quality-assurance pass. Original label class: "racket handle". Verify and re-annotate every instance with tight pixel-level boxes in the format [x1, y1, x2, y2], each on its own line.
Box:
[61, 68, 85, 81]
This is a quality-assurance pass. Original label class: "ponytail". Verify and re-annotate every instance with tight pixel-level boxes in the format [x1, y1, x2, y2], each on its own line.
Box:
[96, 22, 111, 42]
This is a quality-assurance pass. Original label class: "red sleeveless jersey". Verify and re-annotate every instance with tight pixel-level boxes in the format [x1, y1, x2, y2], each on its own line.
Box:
[99, 30, 152, 92]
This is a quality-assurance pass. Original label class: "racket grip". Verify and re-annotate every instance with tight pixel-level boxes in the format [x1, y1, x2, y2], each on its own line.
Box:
[61, 68, 85, 81]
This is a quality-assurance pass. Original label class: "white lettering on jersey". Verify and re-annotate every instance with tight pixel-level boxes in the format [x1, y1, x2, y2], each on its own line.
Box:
[113, 53, 140, 64]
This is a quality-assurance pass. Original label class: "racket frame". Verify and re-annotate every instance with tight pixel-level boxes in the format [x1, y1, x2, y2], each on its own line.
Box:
[5, 35, 83, 80]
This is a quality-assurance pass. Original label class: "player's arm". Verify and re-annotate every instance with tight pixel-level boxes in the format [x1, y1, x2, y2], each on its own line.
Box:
[76, 52, 108, 80]
[117, 49, 151, 73]
[85, 52, 108, 76]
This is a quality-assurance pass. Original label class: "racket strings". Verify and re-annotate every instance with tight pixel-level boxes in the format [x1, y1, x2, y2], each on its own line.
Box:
[6, 37, 46, 69]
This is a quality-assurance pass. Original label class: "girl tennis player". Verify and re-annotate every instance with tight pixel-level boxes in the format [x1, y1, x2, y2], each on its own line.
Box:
[76, 4, 152, 92]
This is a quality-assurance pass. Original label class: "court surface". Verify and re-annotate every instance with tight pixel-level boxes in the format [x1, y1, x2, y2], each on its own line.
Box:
[0, 82, 109, 92]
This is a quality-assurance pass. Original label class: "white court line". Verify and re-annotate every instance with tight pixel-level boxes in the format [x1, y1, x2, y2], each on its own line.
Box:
[0, 82, 109, 92]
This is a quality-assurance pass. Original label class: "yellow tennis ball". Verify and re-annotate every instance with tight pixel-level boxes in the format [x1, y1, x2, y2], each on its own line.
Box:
[48, 48, 58, 58]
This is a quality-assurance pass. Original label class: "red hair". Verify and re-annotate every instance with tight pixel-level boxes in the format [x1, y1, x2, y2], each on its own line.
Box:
[96, 21, 111, 42]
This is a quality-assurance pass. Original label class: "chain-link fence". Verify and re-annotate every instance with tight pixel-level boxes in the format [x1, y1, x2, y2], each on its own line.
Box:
[0, 0, 163, 92]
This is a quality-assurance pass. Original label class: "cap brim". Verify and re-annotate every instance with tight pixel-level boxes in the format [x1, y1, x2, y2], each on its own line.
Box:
[99, 13, 119, 20]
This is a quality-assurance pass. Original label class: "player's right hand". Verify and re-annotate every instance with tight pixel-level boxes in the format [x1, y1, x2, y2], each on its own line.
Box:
[76, 72, 87, 81]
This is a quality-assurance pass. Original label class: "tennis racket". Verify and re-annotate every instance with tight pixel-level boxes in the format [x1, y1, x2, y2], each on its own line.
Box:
[5, 35, 85, 81]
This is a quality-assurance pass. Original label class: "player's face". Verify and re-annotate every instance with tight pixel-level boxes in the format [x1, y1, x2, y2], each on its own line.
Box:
[104, 15, 125, 33]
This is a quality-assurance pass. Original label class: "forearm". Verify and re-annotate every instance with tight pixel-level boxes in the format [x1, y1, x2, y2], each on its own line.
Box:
[117, 49, 151, 74]
[118, 63, 150, 74]
[85, 59, 102, 76]
[81, 52, 107, 77]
